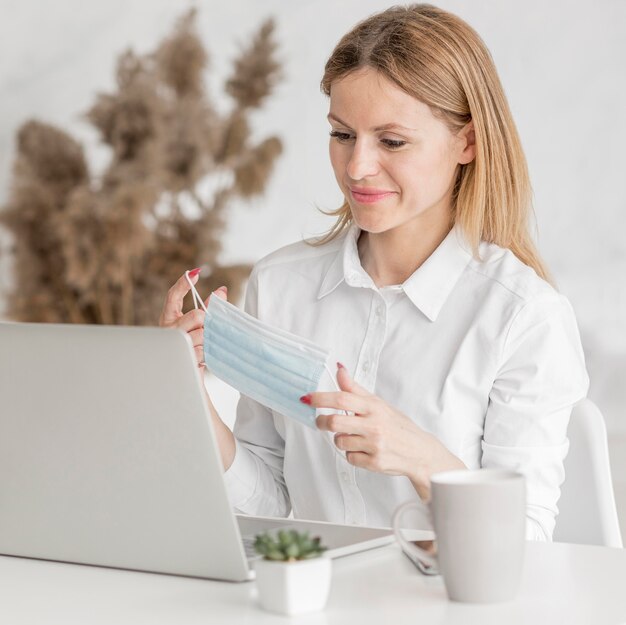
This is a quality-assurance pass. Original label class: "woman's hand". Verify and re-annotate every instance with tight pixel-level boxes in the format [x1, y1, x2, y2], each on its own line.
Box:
[159, 268, 236, 470]
[158, 268, 227, 368]
[307, 364, 466, 500]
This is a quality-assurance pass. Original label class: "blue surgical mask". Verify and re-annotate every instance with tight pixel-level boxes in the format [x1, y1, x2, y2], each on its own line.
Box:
[185, 273, 343, 431]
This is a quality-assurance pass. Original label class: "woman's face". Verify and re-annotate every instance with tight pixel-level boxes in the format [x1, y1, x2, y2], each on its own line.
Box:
[328, 67, 474, 235]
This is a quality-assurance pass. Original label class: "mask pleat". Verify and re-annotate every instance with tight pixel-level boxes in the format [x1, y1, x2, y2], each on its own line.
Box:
[202, 296, 329, 428]
[205, 324, 324, 392]
[205, 339, 320, 425]
[209, 295, 329, 360]
[206, 302, 327, 379]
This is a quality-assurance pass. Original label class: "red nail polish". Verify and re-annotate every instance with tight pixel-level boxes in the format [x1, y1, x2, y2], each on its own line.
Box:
[189, 267, 201, 278]
[337, 362, 345, 369]
[300, 394, 312, 405]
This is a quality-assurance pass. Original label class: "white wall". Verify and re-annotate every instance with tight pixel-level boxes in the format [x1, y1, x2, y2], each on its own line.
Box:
[1, 0, 625, 432]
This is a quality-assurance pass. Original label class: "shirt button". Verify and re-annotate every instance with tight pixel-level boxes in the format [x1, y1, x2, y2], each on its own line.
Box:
[340, 472, 349, 484]
[362, 361, 370, 373]
[377, 305, 384, 317]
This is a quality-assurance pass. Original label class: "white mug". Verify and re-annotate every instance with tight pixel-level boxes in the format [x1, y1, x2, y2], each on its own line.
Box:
[392, 468, 526, 603]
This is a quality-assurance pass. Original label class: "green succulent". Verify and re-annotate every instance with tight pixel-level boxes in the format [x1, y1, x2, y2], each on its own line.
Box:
[253, 529, 327, 562]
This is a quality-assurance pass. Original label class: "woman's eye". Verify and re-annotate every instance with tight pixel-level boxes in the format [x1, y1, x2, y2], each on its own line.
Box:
[329, 130, 406, 149]
[329, 130, 353, 142]
[381, 138, 406, 149]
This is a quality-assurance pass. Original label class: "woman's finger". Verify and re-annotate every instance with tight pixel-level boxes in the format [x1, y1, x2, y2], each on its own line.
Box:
[316, 413, 369, 435]
[345, 451, 371, 470]
[302, 390, 370, 415]
[194, 345, 205, 365]
[200, 285, 227, 310]
[189, 327, 204, 347]
[336, 363, 371, 397]
[159, 270, 200, 326]
[334, 433, 373, 453]
[206, 285, 228, 307]
[172, 308, 206, 333]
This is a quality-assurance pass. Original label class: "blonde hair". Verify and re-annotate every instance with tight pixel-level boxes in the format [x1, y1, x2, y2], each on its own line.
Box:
[314, 3, 551, 283]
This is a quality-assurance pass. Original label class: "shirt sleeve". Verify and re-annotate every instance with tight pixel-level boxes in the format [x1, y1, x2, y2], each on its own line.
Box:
[481, 293, 589, 541]
[222, 264, 291, 517]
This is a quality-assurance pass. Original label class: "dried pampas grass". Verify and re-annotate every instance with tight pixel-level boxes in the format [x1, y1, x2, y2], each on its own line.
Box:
[0, 11, 283, 325]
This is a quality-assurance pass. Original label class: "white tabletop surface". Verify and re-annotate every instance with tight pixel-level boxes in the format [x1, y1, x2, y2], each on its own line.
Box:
[1, 541, 625, 625]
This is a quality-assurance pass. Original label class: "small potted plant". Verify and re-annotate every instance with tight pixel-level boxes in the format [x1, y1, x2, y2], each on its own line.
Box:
[253, 529, 331, 615]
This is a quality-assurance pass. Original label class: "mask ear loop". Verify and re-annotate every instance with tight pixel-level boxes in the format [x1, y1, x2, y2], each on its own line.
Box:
[185, 271, 208, 313]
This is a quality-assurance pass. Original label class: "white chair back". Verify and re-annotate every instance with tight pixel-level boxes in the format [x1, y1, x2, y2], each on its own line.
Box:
[554, 399, 623, 548]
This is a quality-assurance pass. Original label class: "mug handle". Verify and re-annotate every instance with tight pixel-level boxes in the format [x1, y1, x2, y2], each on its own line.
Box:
[392, 501, 439, 573]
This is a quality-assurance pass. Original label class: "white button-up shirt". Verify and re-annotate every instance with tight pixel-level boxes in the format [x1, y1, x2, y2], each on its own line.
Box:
[223, 224, 589, 540]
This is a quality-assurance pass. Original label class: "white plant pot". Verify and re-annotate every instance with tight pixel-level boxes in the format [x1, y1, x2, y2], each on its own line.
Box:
[254, 556, 332, 616]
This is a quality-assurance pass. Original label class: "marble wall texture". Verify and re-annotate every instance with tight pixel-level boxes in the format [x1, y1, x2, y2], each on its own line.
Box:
[1, 0, 625, 445]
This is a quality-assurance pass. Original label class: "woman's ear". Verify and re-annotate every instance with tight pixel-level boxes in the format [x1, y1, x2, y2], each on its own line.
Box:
[457, 120, 476, 165]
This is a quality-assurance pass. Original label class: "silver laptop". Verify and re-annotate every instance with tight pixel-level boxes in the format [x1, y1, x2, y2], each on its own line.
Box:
[0, 322, 393, 581]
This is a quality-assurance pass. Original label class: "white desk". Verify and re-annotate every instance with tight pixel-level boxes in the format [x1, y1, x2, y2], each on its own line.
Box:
[1, 541, 625, 625]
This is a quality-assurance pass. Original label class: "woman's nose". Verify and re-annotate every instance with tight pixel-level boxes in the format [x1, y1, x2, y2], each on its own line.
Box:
[346, 139, 380, 180]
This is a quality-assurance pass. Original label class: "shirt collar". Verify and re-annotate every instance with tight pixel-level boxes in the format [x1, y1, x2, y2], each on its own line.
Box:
[402, 226, 473, 321]
[317, 223, 472, 322]
[317, 224, 372, 299]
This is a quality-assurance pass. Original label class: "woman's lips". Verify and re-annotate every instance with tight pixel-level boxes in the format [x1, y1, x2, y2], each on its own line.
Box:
[349, 187, 396, 204]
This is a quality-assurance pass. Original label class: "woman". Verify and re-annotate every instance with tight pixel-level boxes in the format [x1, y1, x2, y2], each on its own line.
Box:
[160, 4, 588, 540]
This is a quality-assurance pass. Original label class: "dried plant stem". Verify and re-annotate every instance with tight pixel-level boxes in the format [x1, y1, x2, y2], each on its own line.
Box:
[60, 284, 86, 324]
[47, 266, 85, 324]
[96, 274, 114, 325]
[121, 268, 134, 326]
